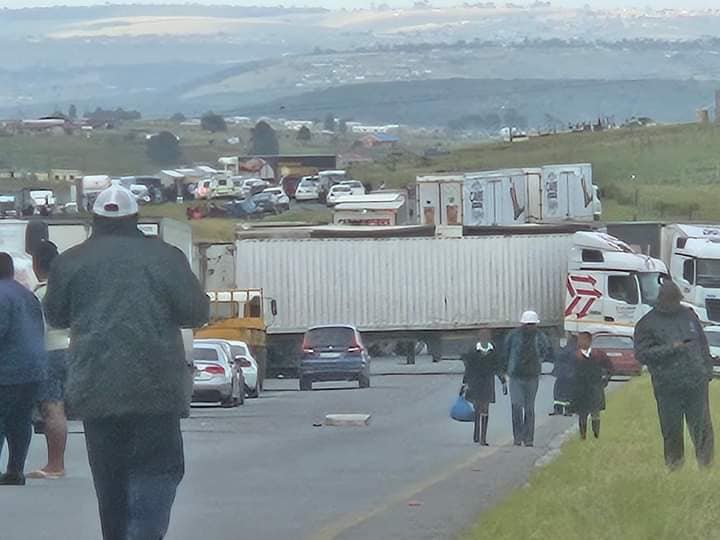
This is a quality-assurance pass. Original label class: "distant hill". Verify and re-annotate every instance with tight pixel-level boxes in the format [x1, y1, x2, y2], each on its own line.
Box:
[233, 78, 720, 128]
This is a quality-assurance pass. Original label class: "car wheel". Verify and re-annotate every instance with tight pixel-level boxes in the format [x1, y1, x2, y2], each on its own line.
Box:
[299, 377, 312, 391]
[358, 373, 370, 389]
[246, 385, 259, 398]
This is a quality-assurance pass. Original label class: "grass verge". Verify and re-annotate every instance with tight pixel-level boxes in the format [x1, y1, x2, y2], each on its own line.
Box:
[460, 376, 720, 540]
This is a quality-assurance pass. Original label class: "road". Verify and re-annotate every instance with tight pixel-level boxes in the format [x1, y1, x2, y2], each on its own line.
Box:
[1, 373, 576, 540]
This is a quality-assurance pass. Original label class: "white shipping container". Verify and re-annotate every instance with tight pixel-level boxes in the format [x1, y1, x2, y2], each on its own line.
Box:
[463, 169, 531, 226]
[235, 234, 574, 334]
[540, 163, 594, 222]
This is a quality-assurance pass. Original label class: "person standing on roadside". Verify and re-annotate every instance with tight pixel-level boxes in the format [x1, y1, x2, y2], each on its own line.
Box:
[634, 279, 714, 470]
[461, 330, 507, 446]
[505, 310, 553, 447]
[27, 240, 70, 480]
[570, 332, 613, 440]
[550, 334, 576, 417]
[0, 252, 47, 486]
[45, 181, 210, 539]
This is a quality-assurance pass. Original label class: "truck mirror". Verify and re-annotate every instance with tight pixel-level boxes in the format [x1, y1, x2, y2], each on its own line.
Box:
[271, 299, 278, 317]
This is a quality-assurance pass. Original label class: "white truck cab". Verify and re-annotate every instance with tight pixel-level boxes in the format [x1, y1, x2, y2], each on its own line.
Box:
[565, 231, 667, 336]
[662, 224, 720, 323]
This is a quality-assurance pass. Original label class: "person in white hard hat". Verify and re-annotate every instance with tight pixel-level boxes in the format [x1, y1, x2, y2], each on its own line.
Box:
[504, 310, 553, 447]
[44, 180, 209, 539]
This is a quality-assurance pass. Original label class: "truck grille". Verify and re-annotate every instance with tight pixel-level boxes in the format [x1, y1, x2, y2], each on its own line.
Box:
[706, 299, 720, 322]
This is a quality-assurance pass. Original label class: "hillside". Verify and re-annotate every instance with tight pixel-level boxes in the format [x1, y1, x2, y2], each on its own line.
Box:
[237, 78, 720, 128]
[351, 122, 720, 221]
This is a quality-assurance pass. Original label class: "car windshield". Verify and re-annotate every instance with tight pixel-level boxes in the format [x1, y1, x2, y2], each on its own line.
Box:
[696, 259, 720, 288]
[593, 336, 634, 350]
[638, 272, 663, 306]
[333, 186, 351, 193]
[193, 347, 219, 361]
[306, 327, 355, 348]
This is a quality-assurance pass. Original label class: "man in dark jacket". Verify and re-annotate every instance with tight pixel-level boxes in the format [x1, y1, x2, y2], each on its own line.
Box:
[634, 280, 714, 470]
[0, 252, 47, 486]
[505, 310, 553, 447]
[45, 182, 210, 539]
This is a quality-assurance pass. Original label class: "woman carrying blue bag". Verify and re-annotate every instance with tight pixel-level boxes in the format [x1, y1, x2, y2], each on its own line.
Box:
[459, 331, 507, 445]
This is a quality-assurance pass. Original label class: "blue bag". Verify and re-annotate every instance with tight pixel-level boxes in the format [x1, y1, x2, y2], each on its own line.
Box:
[450, 385, 475, 422]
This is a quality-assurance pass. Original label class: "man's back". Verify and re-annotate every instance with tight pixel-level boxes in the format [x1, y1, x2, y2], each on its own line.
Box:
[45, 225, 209, 419]
[0, 278, 46, 385]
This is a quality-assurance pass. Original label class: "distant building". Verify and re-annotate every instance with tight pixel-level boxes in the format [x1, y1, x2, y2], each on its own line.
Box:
[351, 124, 400, 134]
[50, 168, 83, 182]
[355, 133, 400, 148]
[284, 120, 315, 131]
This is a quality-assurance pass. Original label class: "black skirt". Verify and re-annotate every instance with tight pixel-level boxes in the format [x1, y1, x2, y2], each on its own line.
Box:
[466, 375, 496, 404]
[571, 380, 606, 414]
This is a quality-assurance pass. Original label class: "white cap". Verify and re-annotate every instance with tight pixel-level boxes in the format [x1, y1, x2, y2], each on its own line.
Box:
[520, 310, 540, 325]
[93, 180, 138, 218]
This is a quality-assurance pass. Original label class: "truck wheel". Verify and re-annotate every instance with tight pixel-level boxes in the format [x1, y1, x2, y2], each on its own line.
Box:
[358, 373, 370, 389]
[300, 377, 312, 391]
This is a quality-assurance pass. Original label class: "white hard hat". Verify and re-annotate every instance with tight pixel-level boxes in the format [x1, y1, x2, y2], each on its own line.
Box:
[520, 310, 540, 325]
[93, 180, 138, 218]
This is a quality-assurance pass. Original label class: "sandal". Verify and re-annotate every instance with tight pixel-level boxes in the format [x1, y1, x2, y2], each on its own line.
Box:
[26, 470, 65, 480]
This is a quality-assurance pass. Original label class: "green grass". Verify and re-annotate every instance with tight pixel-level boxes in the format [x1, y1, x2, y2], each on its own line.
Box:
[351, 123, 720, 221]
[460, 376, 720, 540]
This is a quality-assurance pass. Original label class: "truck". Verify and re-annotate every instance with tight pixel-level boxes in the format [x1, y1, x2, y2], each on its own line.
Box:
[230, 224, 665, 370]
[606, 222, 720, 323]
[417, 163, 601, 228]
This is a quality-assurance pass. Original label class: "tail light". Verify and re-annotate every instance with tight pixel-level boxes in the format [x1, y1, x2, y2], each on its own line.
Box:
[348, 338, 364, 354]
[201, 364, 226, 375]
[302, 337, 315, 354]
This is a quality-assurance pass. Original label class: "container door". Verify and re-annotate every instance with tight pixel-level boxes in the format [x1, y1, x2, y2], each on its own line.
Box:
[464, 177, 491, 226]
[440, 182, 462, 225]
[497, 174, 528, 225]
[542, 167, 564, 221]
[418, 182, 440, 226]
[525, 170, 543, 222]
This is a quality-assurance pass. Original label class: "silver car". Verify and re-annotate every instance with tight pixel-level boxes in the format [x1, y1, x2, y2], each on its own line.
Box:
[192, 342, 245, 407]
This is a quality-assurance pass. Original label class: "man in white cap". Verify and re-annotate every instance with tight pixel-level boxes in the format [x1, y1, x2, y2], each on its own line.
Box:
[45, 181, 209, 539]
[504, 310, 553, 447]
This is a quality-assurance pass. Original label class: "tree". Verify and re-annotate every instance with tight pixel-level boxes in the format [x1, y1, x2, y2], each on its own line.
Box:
[250, 121, 279, 155]
[146, 131, 181, 164]
[338, 119, 348, 134]
[68, 104, 77, 119]
[324, 113, 336, 132]
[201, 112, 227, 133]
[297, 126, 312, 142]
[170, 112, 186, 122]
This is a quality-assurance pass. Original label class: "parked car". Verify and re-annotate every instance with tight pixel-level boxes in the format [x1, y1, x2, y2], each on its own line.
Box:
[263, 186, 291, 212]
[226, 340, 260, 397]
[326, 184, 353, 207]
[340, 180, 366, 196]
[295, 176, 320, 202]
[241, 178, 269, 198]
[592, 333, 641, 376]
[298, 325, 371, 391]
[192, 341, 245, 407]
[251, 192, 282, 215]
[704, 326, 720, 377]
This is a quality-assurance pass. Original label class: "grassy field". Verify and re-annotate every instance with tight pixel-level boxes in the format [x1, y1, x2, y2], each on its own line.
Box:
[461, 376, 720, 540]
[352, 122, 720, 221]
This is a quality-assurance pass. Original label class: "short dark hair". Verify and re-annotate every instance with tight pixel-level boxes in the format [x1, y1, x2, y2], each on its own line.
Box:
[578, 332, 592, 340]
[33, 240, 59, 275]
[0, 252, 14, 279]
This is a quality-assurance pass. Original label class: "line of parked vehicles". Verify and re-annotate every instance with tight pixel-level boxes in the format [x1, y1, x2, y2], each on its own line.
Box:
[192, 324, 372, 406]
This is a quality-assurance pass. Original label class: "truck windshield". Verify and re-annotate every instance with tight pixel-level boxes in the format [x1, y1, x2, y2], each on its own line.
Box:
[637, 272, 663, 306]
[696, 259, 720, 288]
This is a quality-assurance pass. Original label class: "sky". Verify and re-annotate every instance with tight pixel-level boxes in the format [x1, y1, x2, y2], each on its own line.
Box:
[1, 0, 715, 9]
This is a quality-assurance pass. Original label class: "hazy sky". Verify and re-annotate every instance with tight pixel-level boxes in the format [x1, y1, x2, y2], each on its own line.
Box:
[1, 0, 714, 9]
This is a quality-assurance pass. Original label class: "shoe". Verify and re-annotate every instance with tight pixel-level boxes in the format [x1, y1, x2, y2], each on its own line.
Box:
[513, 441, 522, 446]
[524, 442, 534, 447]
[26, 469, 65, 480]
[0, 473, 26, 486]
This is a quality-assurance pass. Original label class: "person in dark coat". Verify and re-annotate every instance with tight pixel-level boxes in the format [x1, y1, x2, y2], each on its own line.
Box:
[0, 252, 47, 486]
[462, 331, 507, 445]
[550, 334, 577, 416]
[570, 332, 613, 440]
[45, 182, 210, 538]
[634, 279, 714, 470]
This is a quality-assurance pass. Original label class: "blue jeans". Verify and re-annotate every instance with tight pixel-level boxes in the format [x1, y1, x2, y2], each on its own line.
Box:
[0, 382, 39, 474]
[83, 415, 185, 540]
[510, 377, 539, 445]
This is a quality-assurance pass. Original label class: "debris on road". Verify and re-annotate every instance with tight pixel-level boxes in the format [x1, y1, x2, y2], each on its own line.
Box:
[324, 414, 371, 427]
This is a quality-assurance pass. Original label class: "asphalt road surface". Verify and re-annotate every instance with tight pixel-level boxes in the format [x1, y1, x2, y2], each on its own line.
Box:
[1, 373, 576, 540]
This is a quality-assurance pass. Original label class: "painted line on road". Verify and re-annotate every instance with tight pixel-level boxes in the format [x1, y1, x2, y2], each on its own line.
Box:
[306, 407, 569, 540]
[305, 443, 505, 540]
